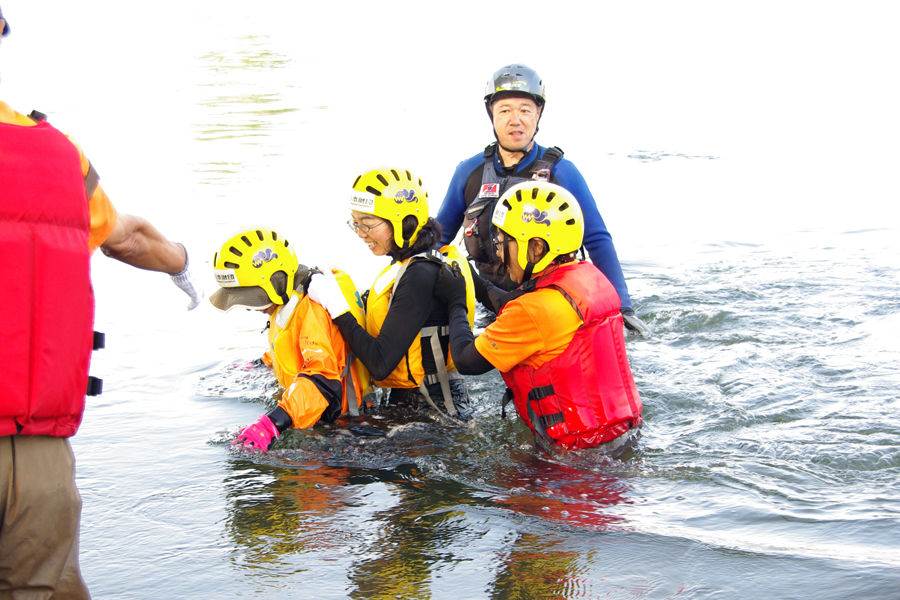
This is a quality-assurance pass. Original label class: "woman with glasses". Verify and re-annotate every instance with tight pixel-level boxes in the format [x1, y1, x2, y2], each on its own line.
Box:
[434, 181, 643, 453]
[308, 167, 475, 421]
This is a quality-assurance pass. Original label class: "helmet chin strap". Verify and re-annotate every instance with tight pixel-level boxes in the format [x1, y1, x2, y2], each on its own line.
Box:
[522, 262, 536, 282]
[493, 126, 539, 160]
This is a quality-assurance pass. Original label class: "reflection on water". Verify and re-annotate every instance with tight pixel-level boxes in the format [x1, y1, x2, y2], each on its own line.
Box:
[221, 441, 636, 598]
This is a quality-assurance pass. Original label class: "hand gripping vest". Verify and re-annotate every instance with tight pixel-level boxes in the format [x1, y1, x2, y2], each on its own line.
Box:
[501, 262, 642, 450]
[366, 246, 475, 415]
[462, 143, 564, 268]
[267, 269, 374, 425]
[0, 119, 94, 437]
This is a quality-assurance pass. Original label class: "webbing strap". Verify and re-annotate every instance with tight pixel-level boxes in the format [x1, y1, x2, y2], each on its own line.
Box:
[501, 387, 514, 419]
[539, 412, 565, 429]
[422, 370, 462, 387]
[420, 326, 457, 416]
[527, 400, 551, 443]
[86, 376, 103, 397]
[527, 385, 555, 401]
[526, 384, 560, 442]
[84, 162, 100, 199]
[342, 352, 359, 417]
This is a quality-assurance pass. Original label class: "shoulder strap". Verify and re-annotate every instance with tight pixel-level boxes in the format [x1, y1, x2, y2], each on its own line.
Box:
[497, 278, 537, 309]
[528, 146, 565, 180]
[542, 146, 564, 164]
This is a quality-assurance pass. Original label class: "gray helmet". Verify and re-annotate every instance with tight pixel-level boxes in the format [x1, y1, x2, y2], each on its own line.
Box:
[483, 64, 546, 117]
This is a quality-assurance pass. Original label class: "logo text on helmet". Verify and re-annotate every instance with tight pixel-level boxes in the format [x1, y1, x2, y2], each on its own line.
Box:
[214, 269, 240, 287]
[492, 203, 509, 228]
[393, 189, 418, 204]
[521, 205, 552, 226]
[252, 248, 278, 268]
[349, 193, 376, 210]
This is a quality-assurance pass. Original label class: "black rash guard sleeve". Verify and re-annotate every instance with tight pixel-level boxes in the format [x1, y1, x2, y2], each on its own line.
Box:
[334, 260, 444, 381]
[471, 268, 507, 314]
[446, 302, 495, 375]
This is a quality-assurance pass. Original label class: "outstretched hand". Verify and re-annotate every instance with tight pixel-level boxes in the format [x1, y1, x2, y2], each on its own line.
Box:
[433, 261, 467, 311]
[622, 308, 652, 338]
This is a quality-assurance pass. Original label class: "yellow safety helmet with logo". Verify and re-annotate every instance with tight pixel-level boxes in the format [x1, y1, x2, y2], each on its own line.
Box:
[491, 181, 584, 276]
[210, 227, 299, 311]
[348, 167, 429, 250]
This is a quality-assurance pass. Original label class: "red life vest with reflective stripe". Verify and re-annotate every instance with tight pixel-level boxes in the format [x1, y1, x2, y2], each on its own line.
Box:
[0, 119, 94, 437]
[501, 262, 642, 450]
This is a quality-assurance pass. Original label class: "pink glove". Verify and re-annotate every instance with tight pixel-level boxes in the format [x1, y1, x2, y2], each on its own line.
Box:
[234, 414, 279, 450]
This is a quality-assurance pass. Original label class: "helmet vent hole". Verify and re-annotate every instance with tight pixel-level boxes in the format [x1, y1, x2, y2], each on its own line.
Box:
[532, 188, 539, 200]
[224, 261, 240, 269]
[240, 235, 252, 247]
[377, 174, 389, 186]
[546, 191, 556, 203]
[284, 239, 290, 248]
[502, 199, 512, 210]
[366, 185, 382, 196]
[566, 218, 575, 225]
[515, 190, 523, 203]
[353, 175, 362, 187]
[229, 246, 243, 257]
[390, 169, 400, 181]
[255, 230, 264, 241]
[559, 202, 570, 212]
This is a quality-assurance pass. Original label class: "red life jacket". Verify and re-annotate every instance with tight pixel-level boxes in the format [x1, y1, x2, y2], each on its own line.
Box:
[501, 262, 643, 450]
[0, 119, 94, 437]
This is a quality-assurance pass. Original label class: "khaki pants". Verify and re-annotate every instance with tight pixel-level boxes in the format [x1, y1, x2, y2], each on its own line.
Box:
[0, 436, 90, 600]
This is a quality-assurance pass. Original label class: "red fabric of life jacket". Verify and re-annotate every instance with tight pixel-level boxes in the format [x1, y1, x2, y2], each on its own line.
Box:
[501, 262, 643, 450]
[0, 120, 94, 437]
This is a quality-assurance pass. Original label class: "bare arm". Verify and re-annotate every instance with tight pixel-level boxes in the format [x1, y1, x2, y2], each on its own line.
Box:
[100, 213, 186, 274]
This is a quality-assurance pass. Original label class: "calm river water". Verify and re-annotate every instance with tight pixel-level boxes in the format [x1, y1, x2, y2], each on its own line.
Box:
[3, 1, 899, 598]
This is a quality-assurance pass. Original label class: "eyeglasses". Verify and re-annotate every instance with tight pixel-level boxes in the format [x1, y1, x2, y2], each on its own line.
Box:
[347, 218, 387, 234]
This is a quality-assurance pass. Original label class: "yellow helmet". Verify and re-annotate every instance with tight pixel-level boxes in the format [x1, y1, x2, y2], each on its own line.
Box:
[209, 227, 299, 311]
[348, 167, 429, 250]
[491, 181, 584, 275]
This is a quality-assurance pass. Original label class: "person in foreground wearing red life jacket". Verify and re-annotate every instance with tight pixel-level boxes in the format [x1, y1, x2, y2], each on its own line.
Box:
[433, 181, 643, 453]
[209, 227, 374, 450]
[0, 7, 204, 598]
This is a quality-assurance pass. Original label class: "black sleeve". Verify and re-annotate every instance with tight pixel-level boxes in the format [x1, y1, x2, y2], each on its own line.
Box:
[334, 260, 441, 381]
[446, 302, 495, 375]
[471, 268, 507, 314]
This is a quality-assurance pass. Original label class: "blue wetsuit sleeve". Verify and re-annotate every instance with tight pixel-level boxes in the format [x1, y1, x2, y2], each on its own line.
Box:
[436, 154, 483, 247]
[553, 159, 633, 310]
